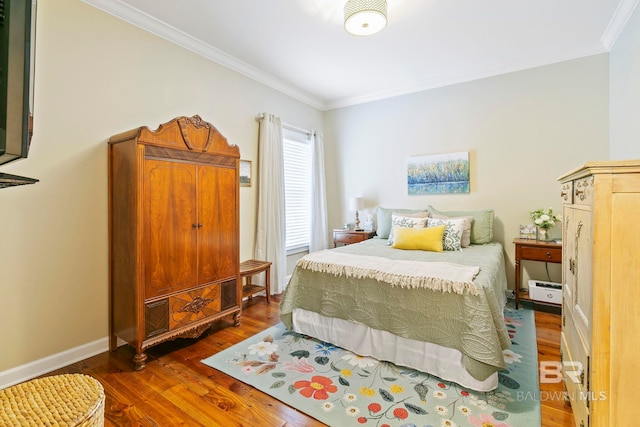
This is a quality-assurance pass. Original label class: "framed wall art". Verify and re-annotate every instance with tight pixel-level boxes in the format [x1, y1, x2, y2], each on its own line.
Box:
[240, 160, 252, 187]
[407, 151, 470, 195]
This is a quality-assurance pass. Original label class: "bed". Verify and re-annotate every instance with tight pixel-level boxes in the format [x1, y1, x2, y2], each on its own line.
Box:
[279, 206, 511, 392]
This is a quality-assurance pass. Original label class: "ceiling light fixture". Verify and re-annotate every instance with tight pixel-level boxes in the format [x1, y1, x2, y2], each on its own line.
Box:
[344, 0, 388, 36]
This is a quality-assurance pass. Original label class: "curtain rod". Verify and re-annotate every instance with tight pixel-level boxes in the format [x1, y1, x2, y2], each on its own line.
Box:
[283, 123, 313, 137]
[255, 113, 313, 137]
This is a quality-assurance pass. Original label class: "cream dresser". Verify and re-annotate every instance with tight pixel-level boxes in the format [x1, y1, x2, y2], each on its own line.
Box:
[558, 160, 640, 427]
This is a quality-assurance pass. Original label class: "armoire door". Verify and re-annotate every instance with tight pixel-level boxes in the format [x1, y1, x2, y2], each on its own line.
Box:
[143, 159, 198, 299]
[197, 164, 238, 285]
[562, 210, 575, 313]
[569, 205, 593, 343]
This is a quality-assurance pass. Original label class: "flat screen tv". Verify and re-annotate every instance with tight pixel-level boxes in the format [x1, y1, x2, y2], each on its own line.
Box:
[0, 0, 38, 188]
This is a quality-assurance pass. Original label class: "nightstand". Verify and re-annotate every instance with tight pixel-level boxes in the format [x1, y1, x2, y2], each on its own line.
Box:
[333, 229, 376, 247]
[513, 238, 562, 308]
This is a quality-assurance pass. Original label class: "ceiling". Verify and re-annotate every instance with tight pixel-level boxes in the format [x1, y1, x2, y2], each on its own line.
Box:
[84, 0, 637, 111]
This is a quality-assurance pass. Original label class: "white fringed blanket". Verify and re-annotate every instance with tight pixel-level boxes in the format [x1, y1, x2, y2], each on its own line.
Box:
[297, 250, 480, 295]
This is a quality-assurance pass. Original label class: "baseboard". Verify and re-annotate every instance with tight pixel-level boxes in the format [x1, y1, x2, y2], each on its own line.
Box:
[0, 337, 109, 389]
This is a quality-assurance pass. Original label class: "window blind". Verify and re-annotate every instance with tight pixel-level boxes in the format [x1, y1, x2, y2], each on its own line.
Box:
[283, 128, 312, 253]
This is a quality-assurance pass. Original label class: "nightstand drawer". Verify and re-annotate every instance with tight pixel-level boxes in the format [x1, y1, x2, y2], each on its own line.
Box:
[334, 231, 366, 244]
[333, 229, 375, 247]
[520, 246, 562, 262]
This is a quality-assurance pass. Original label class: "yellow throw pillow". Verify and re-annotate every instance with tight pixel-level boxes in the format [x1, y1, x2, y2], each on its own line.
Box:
[392, 225, 446, 252]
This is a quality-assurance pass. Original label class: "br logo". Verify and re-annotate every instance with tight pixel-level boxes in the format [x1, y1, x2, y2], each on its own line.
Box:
[539, 361, 583, 384]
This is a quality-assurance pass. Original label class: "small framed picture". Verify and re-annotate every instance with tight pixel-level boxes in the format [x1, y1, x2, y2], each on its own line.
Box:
[519, 224, 537, 239]
[240, 160, 252, 187]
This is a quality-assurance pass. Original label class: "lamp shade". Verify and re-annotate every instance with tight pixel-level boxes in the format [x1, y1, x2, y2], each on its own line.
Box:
[344, 0, 387, 36]
[349, 196, 365, 211]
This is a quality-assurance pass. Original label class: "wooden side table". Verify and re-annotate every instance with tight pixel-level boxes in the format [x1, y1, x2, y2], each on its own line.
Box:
[333, 229, 376, 247]
[513, 238, 562, 308]
[240, 259, 272, 304]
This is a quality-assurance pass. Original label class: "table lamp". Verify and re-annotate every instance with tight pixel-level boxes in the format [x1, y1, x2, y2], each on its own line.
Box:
[349, 196, 365, 231]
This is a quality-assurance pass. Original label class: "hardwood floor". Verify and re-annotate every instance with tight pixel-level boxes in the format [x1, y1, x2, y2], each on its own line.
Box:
[534, 307, 575, 427]
[43, 296, 574, 426]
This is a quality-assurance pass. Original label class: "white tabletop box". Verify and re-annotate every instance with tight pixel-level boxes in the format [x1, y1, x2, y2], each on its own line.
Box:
[528, 279, 562, 305]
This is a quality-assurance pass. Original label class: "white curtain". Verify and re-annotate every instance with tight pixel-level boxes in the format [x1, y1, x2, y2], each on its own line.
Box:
[255, 113, 287, 294]
[309, 132, 329, 252]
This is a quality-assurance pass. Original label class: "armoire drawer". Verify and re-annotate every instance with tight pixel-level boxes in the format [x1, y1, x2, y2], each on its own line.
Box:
[573, 176, 594, 206]
[169, 283, 221, 330]
[144, 283, 223, 338]
[560, 181, 573, 203]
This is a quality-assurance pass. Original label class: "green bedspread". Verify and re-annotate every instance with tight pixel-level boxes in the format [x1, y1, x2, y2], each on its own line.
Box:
[280, 239, 511, 381]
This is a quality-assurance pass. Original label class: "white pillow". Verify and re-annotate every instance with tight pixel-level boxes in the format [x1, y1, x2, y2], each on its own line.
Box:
[427, 217, 466, 251]
[387, 213, 429, 245]
[430, 214, 473, 247]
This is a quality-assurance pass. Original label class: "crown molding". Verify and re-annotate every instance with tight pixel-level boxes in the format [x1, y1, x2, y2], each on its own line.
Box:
[81, 0, 325, 110]
[325, 45, 608, 110]
[601, 0, 640, 50]
[82, 0, 629, 112]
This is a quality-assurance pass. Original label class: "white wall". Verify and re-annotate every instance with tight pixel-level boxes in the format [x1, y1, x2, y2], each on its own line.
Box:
[325, 55, 610, 290]
[0, 0, 323, 374]
[610, 3, 640, 159]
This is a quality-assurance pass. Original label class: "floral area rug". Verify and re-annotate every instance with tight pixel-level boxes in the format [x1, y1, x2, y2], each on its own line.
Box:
[201, 306, 539, 427]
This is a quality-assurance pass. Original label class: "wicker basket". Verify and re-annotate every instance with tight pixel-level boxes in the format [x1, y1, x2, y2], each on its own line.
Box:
[0, 373, 105, 426]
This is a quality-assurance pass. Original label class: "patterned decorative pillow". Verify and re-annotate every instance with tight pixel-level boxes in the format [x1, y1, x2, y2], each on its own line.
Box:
[375, 207, 428, 239]
[427, 217, 466, 251]
[430, 214, 473, 247]
[387, 213, 429, 245]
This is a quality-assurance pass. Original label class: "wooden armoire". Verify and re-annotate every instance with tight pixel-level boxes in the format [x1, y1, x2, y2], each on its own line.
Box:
[108, 115, 241, 370]
[559, 160, 640, 427]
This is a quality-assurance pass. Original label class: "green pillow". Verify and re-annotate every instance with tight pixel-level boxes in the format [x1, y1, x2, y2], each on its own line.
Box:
[426, 205, 494, 244]
[375, 207, 428, 239]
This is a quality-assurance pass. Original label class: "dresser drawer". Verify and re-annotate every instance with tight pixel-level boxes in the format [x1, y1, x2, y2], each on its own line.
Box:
[334, 231, 366, 245]
[520, 246, 562, 262]
[169, 283, 221, 330]
[573, 176, 594, 206]
[560, 181, 573, 203]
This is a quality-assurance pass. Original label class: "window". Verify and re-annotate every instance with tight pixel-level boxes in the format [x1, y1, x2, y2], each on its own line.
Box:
[283, 128, 312, 254]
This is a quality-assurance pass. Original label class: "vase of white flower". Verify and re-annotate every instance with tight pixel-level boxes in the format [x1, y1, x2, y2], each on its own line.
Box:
[529, 207, 560, 241]
[537, 227, 549, 240]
